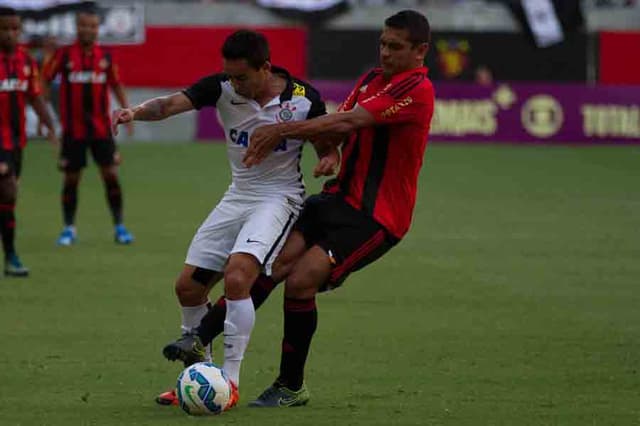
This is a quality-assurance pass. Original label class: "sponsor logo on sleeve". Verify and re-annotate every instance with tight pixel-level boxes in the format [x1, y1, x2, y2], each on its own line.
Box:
[380, 96, 413, 118]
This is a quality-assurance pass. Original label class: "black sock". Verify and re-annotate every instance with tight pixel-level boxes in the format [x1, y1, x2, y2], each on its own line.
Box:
[62, 182, 78, 226]
[0, 207, 16, 259]
[104, 176, 123, 225]
[197, 274, 278, 345]
[276, 297, 317, 391]
[197, 296, 226, 346]
[251, 274, 279, 308]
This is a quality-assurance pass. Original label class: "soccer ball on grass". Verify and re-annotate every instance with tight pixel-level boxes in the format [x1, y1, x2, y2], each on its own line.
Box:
[176, 362, 232, 415]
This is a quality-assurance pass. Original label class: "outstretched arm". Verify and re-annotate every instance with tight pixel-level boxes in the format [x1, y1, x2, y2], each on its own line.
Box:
[111, 92, 194, 135]
[310, 135, 342, 178]
[245, 107, 374, 167]
[30, 95, 58, 148]
[111, 83, 134, 136]
[112, 83, 130, 110]
[283, 107, 374, 140]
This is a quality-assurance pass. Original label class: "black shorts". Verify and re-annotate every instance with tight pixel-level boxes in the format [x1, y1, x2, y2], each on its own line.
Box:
[0, 149, 23, 178]
[295, 193, 399, 291]
[61, 136, 117, 172]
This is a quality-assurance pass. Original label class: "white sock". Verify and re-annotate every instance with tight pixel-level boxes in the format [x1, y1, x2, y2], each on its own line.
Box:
[180, 302, 212, 362]
[223, 298, 255, 386]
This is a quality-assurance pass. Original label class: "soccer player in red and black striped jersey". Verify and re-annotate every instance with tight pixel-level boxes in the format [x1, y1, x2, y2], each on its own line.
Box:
[0, 7, 58, 277]
[244, 10, 435, 406]
[42, 6, 134, 246]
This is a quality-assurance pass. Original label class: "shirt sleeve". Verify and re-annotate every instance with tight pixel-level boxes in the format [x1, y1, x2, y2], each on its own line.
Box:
[359, 77, 434, 125]
[308, 98, 327, 119]
[41, 48, 63, 82]
[304, 84, 327, 119]
[183, 74, 224, 110]
[27, 57, 42, 98]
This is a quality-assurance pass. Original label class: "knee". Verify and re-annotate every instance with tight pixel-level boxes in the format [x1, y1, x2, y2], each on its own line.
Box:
[175, 274, 208, 306]
[285, 271, 318, 299]
[0, 176, 17, 204]
[0, 162, 10, 177]
[64, 174, 80, 187]
[224, 266, 253, 300]
[101, 168, 118, 183]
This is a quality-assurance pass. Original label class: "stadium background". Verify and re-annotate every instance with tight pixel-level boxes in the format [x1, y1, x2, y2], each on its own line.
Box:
[1, 1, 639, 425]
[14, 0, 640, 143]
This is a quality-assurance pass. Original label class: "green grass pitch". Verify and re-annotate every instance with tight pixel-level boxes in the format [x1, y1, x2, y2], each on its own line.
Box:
[0, 141, 638, 425]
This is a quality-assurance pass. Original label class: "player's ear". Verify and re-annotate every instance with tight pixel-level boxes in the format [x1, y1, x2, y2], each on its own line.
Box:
[262, 61, 271, 73]
[415, 42, 428, 60]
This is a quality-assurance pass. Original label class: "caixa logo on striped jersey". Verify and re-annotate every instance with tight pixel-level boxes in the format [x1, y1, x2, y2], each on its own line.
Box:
[68, 71, 107, 84]
[0, 79, 28, 92]
[229, 128, 287, 152]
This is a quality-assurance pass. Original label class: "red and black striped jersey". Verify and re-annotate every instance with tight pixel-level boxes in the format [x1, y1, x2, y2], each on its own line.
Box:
[43, 42, 121, 141]
[0, 47, 41, 151]
[325, 66, 434, 239]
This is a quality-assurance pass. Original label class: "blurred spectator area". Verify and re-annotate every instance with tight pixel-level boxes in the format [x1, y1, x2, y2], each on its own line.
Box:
[88, 0, 639, 85]
[90, 0, 639, 30]
[52, 0, 637, 141]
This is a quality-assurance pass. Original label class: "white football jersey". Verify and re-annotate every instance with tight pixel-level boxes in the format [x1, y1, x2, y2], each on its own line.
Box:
[184, 66, 326, 200]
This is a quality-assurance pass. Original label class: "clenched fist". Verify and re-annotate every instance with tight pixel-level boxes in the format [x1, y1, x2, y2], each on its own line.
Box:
[112, 108, 135, 136]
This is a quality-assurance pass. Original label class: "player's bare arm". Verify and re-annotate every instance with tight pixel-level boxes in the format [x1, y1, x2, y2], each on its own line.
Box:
[112, 92, 194, 135]
[29, 95, 59, 148]
[310, 137, 341, 177]
[111, 83, 134, 136]
[244, 106, 374, 167]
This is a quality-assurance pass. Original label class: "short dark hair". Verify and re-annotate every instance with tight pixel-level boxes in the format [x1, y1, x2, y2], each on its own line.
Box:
[222, 30, 270, 69]
[77, 2, 101, 18]
[385, 10, 431, 46]
[0, 7, 18, 18]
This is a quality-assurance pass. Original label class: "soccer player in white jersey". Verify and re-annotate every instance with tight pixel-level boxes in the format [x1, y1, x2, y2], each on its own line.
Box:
[111, 30, 337, 408]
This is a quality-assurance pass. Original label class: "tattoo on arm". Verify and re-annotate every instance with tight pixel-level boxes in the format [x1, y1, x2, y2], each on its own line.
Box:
[132, 98, 169, 121]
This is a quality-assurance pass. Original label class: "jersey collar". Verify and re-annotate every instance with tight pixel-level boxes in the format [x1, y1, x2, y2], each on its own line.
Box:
[74, 41, 98, 55]
[387, 66, 428, 84]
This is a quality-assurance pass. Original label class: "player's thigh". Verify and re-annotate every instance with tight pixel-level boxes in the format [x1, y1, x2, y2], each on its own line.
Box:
[89, 138, 117, 168]
[271, 229, 307, 282]
[185, 196, 249, 274]
[11, 149, 23, 179]
[60, 137, 88, 172]
[232, 196, 300, 277]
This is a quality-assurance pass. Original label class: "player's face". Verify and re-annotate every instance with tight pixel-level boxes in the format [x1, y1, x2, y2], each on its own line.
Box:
[76, 13, 99, 46]
[379, 26, 426, 77]
[0, 16, 21, 51]
[223, 58, 269, 99]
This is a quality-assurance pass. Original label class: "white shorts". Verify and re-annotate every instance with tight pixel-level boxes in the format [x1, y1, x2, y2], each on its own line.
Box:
[185, 191, 301, 276]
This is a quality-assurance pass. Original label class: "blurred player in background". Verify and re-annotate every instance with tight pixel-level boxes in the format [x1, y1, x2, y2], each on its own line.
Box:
[112, 30, 337, 407]
[42, 5, 134, 246]
[0, 7, 58, 277]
